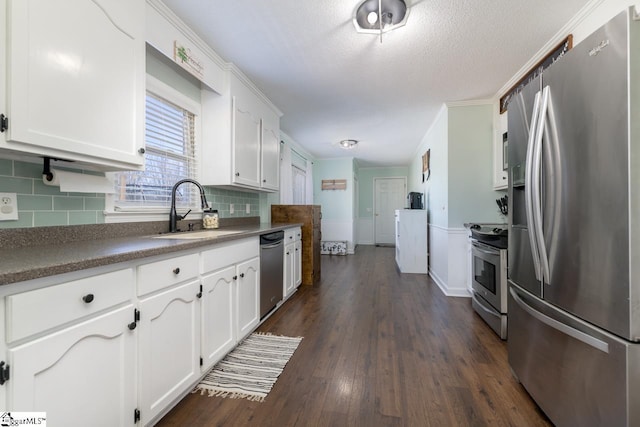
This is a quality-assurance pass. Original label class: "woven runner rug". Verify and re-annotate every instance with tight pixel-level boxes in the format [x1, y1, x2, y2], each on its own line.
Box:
[193, 332, 303, 402]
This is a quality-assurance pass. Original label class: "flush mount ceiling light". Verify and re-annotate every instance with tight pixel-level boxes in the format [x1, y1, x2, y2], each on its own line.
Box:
[339, 139, 359, 149]
[353, 0, 409, 43]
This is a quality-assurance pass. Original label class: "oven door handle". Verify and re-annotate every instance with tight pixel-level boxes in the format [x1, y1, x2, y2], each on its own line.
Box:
[472, 243, 499, 256]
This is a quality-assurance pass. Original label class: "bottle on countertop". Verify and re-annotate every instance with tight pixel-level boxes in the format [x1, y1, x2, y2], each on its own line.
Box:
[203, 209, 219, 229]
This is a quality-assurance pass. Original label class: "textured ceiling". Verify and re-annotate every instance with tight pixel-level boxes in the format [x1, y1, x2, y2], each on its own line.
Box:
[161, 0, 592, 167]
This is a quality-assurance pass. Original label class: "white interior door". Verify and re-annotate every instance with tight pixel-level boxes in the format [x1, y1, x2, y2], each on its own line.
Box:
[374, 178, 406, 245]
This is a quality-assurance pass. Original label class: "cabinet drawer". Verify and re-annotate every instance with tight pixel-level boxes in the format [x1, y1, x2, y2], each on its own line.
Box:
[202, 238, 259, 274]
[284, 227, 301, 243]
[6, 268, 133, 342]
[138, 253, 199, 296]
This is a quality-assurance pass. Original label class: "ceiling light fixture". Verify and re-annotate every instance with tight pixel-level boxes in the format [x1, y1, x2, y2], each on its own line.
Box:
[353, 0, 409, 43]
[339, 139, 358, 149]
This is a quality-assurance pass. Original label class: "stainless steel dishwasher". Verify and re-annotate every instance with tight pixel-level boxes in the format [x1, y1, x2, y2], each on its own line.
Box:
[259, 230, 284, 319]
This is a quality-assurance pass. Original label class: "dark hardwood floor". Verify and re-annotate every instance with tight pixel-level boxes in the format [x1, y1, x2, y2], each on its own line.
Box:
[157, 246, 551, 426]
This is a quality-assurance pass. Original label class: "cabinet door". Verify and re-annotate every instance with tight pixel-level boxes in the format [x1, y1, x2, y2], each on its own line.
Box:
[232, 97, 261, 187]
[283, 243, 294, 298]
[139, 280, 201, 425]
[493, 130, 508, 189]
[8, 305, 136, 427]
[201, 266, 235, 370]
[261, 125, 280, 191]
[293, 240, 302, 287]
[4, 0, 145, 170]
[236, 257, 260, 340]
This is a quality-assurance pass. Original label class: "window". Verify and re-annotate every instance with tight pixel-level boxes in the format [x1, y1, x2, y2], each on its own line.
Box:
[113, 76, 200, 212]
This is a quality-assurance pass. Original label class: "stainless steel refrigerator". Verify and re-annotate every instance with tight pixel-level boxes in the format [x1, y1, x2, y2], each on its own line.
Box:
[507, 7, 640, 426]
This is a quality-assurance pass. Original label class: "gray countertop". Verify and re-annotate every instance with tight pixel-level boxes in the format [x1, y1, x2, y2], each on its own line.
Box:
[0, 220, 301, 286]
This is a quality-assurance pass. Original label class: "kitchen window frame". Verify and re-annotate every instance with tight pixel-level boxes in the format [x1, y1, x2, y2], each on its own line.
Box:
[104, 75, 202, 223]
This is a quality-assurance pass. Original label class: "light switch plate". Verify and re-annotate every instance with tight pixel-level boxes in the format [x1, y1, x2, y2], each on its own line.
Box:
[230, 203, 234, 214]
[246, 203, 250, 214]
[0, 193, 19, 220]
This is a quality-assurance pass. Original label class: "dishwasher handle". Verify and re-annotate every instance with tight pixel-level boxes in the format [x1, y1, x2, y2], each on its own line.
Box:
[261, 240, 283, 249]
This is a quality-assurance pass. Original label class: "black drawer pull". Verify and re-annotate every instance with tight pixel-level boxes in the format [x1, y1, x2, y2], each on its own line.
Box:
[82, 294, 94, 303]
[173, 268, 180, 275]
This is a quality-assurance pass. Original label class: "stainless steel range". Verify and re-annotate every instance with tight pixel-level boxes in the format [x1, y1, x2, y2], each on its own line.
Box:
[469, 224, 507, 339]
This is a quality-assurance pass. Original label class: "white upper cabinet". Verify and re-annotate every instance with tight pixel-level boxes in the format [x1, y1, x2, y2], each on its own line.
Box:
[493, 111, 508, 190]
[1, 0, 145, 170]
[232, 96, 262, 187]
[202, 70, 281, 192]
[261, 122, 280, 191]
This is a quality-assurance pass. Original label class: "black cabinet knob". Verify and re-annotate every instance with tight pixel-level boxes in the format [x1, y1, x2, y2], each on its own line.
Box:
[240, 273, 245, 278]
[235, 172, 240, 177]
[173, 268, 180, 275]
[233, 275, 238, 280]
[82, 294, 94, 303]
[138, 147, 146, 154]
[128, 322, 137, 330]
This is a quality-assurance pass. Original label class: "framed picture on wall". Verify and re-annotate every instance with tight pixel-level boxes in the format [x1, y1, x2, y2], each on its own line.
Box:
[422, 149, 430, 182]
[502, 132, 508, 171]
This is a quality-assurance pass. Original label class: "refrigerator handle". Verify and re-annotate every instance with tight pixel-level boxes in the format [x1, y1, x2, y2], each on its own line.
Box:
[525, 90, 543, 281]
[509, 287, 609, 353]
[532, 86, 551, 284]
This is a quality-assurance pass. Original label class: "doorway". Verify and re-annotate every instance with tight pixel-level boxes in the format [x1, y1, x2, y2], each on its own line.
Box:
[374, 177, 406, 246]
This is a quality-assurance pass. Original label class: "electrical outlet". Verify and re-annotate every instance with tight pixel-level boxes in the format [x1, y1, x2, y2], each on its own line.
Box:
[0, 193, 19, 221]
[246, 203, 250, 214]
[230, 203, 234, 214]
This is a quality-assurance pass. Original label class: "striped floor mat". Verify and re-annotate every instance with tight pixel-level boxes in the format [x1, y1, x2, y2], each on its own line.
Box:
[193, 332, 303, 402]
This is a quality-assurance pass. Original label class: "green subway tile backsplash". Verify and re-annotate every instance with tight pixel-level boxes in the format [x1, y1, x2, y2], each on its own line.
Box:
[34, 211, 69, 227]
[54, 196, 85, 211]
[84, 197, 106, 211]
[2, 177, 33, 194]
[13, 161, 44, 178]
[0, 159, 12, 176]
[17, 194, 53, 211]
[0, 157, 267, 228]
[69, 211, 99, 225]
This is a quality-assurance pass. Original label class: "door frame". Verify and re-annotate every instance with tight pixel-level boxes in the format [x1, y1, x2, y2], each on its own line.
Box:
[373, 177, 407, 245]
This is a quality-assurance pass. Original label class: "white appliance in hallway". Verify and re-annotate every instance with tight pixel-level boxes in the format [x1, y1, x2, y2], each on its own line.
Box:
[395, 209, 428, 273]
[507, 8, 640, 426]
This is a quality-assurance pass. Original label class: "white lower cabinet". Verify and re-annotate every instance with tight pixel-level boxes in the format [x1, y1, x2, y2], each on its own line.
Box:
[284, 227, 302, 298]
[138, 279, 201, 426]
[201, 266, 235, 370]
[235, 257, 260, 341]
[8, 304, 136, 427]
[0, 232, 305, 424]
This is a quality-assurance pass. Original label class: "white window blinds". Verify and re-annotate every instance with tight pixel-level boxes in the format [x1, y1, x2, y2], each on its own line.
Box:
[114, 92, 198, 210]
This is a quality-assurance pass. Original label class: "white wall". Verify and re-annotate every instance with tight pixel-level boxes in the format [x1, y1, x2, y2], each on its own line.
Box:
[314, 158, 356, 253]
[409, 103, 496, 297]
[448, 104, 505, 228]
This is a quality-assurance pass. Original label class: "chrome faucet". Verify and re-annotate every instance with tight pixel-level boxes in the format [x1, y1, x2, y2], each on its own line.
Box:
[169, 179, 209, 233]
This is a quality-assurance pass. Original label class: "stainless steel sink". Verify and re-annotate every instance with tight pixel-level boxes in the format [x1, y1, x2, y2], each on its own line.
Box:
[152, 229, 247, 240]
